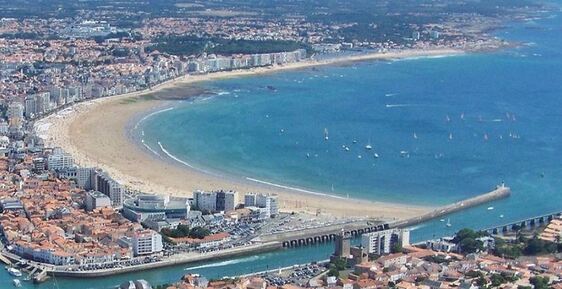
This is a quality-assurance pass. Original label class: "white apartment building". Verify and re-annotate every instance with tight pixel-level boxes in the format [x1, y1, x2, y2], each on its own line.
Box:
[132, 230, 163, 256]
[47, 148, 75, 171]
[361, 229, 410, 255]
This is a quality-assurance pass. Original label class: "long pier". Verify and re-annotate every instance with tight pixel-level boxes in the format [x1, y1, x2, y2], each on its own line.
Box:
[483, 211, 562, 235]
[391, 185, 511, 229]
[256, 185, 511, 248]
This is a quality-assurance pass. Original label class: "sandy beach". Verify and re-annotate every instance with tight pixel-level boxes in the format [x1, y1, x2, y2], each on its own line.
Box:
[35, 48, 464, 220]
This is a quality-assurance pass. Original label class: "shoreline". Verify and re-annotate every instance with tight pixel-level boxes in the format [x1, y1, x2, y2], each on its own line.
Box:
[35, 48, 466, 219]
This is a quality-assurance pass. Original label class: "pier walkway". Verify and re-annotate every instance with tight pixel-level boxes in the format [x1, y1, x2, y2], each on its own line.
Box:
[391, 185, 511, 229]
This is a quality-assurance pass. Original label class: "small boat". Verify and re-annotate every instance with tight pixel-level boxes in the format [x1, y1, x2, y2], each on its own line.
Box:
[460, 113, 465, 120]
[8, 268, 22, 277]
[373, 153, 380, 158]
[400, 150, 409, 158]
[365, 143, 373, 150]
[266, 85, 277, 91]
[484, 133, 489, 141]
[345, 146, 350, 151]
[324, 128, 329, 141]
[280, 129, 285, 133]
[446, 115, 451, 122]
[352, 140, 357, 144]
[357, 155, 362, 159]
[499, 214, 504, 218]
[306, 153, 310, 158]
[449, 133, 453, 140]
[446, 218, 452, 227]
[487, 206, 494, 210]
[13, 279, 21, 287]
[440, 219, 445, 222]
[413, 132, 418, 140]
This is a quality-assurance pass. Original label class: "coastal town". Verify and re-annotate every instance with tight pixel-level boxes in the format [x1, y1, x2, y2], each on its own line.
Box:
[158, 225, 562, 289]
[0, 0, 561, 288]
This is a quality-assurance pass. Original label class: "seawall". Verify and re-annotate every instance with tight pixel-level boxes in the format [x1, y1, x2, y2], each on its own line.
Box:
[49, 242, 281, 278]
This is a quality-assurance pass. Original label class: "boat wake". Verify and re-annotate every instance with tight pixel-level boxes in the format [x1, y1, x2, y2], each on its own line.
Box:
[385, 104, 417, 108]
[184, 255, 262, 271]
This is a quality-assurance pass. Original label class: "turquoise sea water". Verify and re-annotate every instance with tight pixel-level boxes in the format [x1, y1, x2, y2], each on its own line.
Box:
[3, 9, 562, 289]
[142, 16, 562, 210]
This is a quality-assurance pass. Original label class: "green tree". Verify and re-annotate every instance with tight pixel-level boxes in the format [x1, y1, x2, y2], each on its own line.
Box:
[327, 266, 340, 278]
[490, 274, 506, 287]
[460, 238, 483, 254]
[529, 276, 549, 289]
[390, 242, 403, 253]
[189, 227, 211, 239]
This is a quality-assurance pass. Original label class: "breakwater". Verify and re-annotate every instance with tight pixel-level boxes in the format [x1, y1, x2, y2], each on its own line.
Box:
[391, 185, 511, 229]
[254, 185, 511, 248]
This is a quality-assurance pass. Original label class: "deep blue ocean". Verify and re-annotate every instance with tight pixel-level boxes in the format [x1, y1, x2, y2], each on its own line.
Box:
[3, 8, 562, 289]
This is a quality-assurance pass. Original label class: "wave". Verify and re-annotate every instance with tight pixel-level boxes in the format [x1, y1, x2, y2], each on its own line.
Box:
[158, 141, 195, 169]
[391, 54, 461, 62]
[184, 255, 262, 271]
[245, 177, 347, 200]
[406, 223, 427, 231]
[134, 107, 175, 130]
[141, 139, 161, 157]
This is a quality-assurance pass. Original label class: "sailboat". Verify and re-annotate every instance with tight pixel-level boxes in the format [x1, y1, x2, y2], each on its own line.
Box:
[413, 132, 418, 140]
[324, 128, 329, 141]
[365, 139, 373, 150]
[446, 115, 451, 122]
[446, 218, 452, 227]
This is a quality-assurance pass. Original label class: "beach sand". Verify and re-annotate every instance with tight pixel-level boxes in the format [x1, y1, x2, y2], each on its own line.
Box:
[36, 48, 464, 220]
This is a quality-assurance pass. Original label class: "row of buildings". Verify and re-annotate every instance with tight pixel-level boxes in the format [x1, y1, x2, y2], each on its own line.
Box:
[193, 190, 279, 219]
[11, 49, 306, 124]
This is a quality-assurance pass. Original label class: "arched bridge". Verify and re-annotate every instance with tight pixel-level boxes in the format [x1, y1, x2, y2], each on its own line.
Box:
[483, 211, 561, 235]
[261, 221, 390, 248]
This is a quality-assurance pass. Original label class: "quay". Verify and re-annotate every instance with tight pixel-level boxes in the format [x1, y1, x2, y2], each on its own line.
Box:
[237, 259, 330, 278]
[483, 211, 562, 235]
[0, 242, 281, 278]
